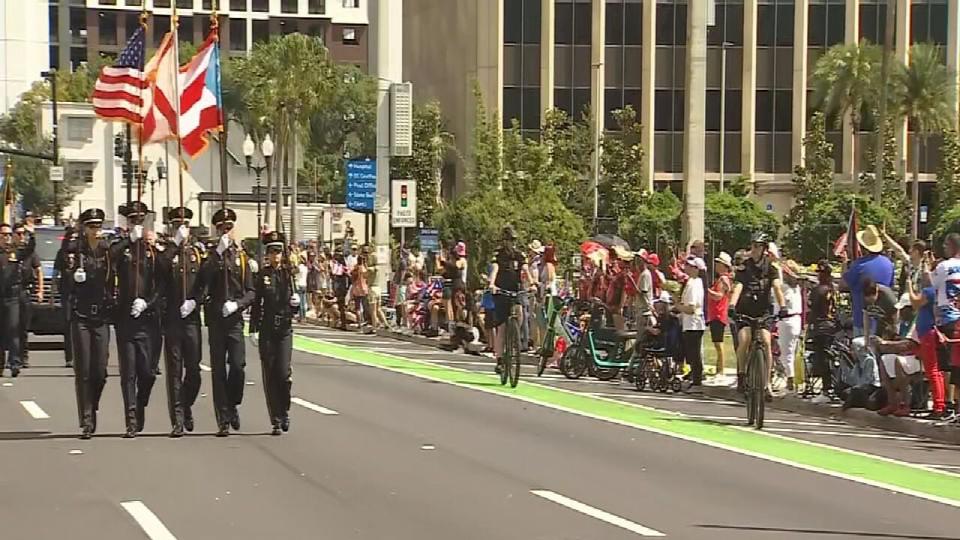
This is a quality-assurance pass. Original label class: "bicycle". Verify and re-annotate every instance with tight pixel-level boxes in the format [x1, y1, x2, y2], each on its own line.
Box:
[737, 314, 778, 429]
[493, 289, 522, 388]
[537, 296, 582, 376]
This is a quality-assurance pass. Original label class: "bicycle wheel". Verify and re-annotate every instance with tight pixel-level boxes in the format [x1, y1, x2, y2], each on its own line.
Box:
[507, 318, 522, 388]
[498, 326, 510, 386]
[562, 346, 588, 379]
[750, 347, 766, 430]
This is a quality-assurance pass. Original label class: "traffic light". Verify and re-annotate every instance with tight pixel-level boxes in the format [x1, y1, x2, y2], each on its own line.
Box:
[400, 184, 408, 208]
[113, 134, 125, 159]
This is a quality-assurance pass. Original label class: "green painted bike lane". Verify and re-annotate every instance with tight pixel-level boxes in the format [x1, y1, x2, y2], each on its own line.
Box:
[292, 335, 960, 507]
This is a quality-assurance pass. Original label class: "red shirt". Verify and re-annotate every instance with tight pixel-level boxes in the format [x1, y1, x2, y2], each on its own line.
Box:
[707, 273, 732, 324]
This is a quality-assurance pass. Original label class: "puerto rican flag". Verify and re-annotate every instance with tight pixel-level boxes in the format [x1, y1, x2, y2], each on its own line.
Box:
[179, 32, 223, 158]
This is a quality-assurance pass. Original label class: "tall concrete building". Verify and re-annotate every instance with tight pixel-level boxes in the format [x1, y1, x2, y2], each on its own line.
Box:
[0, 0, 51, 111]
[405, 0, 960, 215]
[49, 0, 369, 73]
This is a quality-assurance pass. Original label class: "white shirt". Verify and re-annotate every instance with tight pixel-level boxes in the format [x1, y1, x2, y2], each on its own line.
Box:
[680, 277, 706, 331]
[931, 257, 960, 322]
[346, 254, 358, 272]
[296, 264, 308, 289]
[777, 281, 803, 316]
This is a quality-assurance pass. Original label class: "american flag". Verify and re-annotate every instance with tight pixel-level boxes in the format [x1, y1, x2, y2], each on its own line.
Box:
[92, 26, 148, 124]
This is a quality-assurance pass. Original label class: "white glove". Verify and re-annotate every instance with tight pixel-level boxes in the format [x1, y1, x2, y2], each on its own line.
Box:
[248, 259, 259, 274]
[290, 294, 301, 308]
[174, 225, 188, 247]
[73, 268, 87, 283]
[216, 234, 231, 256]
[130, 224, 143, 243]
[131, 298, 147, 318]
[222, 300, 239, 318]
[180, 299, 197, 318]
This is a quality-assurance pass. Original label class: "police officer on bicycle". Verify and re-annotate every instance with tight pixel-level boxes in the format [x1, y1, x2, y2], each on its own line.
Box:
[728, 232, 785, 399]
[487, 226, 527, 372]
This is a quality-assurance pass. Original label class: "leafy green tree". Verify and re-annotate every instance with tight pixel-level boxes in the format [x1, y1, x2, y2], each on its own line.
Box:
[811, 41, 882, 184]
[619, 189, 682, 252]
[704, 190, 779, 257]
[540, 108, 592, 218]
[792, 193, 896, 263]
[468, 84, 503, 191]
[390, 101, 455, 226]
[860, 118, 909, 234]
[600, 106, 647, 226]
[933, 128, 960, 231]
[892, 43, 957, 239]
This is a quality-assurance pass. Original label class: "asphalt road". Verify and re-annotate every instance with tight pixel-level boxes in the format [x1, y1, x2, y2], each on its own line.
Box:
[0, 327, 957, 540]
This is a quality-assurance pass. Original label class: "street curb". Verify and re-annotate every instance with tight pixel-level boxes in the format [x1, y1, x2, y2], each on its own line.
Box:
[701, 385, 960, 445]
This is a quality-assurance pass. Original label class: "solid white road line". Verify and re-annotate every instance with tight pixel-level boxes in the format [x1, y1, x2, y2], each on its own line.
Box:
[120, 501, 177, 540]
[531, 490, 665, 537]
[372, 348, 453, 356]
[763, 427, 920, 441]
[199, 364, 211, 372]
[19, 400, 49, 419]
[291, 397, 339, 415]
[323, 338, 399, 345]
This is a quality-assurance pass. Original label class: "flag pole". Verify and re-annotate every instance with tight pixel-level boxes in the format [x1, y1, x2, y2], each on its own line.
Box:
[174, 0, 189, 300]
[211, 1, 227, 212]
[134, 6, 149, 297]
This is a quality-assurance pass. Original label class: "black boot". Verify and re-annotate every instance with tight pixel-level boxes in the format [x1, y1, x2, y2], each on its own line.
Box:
[216, 423, 229, 437]
[271, 419, 281, 436]
[135, 404, 146, 433]
[80, 427, 92, 440]
[183, 407, 194, 433]
[280, 415, 290, 433]
[229, 407, 240, 431]
[90, 410, 98, 434]
[170, 423, 184, 438]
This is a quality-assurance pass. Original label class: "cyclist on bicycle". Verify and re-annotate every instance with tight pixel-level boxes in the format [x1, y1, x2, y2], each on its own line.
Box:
[488, 226, 528, 370]
[728, 232, 786, 397]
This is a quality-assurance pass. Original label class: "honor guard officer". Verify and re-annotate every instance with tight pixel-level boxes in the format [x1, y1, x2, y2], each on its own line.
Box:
[183, 208, 254, 437]
[16, 222, 42, 369]
[113, 201, 162, 438]
[159, 207, 203, 437]
[0, 221, 35, 377]
[250, 231, 297, 436]
[64, 209, 112, 440]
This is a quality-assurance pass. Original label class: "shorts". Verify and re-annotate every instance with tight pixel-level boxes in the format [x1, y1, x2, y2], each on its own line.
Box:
[442, 286, 453, 300]
[735, 301, 771, 320]
[491, 294, 518, 327]
[880, 354, 922, 378]
[708, 320, 727, 343]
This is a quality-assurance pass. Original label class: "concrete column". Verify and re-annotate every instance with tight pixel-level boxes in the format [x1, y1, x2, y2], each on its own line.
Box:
[641, 0, 656, 191]
[476, 0, 503, 125]
[58, 0, 69, 70]
[842, 0, 860, 181]
[949, 0, 960, 129]
[792, 0, 810, 166]
[541, 0, 555, 122]
[894, 0, 911, 180]
[683, 0, 707, 246]
[741, 0, 758, 180]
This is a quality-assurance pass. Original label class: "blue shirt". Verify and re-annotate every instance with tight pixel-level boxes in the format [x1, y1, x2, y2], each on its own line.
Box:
[842, 254, 895, 330]
[916, 287, 936, 336]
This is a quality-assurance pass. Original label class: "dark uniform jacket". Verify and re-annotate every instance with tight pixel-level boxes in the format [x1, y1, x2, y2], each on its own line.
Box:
[250, 264, 295, 334]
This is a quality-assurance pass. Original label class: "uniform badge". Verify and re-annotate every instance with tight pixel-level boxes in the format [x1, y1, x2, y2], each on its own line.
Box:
[173, 255, 179, 265]
[8, 253, 16, 262]
[264, 276, 271, 286]
[235, 257, 242, 268]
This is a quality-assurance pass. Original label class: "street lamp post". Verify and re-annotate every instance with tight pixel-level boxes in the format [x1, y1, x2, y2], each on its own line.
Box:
[719, 41, 733, 193]
[155, 157, 166, 222]
[244, 134, 274, 259]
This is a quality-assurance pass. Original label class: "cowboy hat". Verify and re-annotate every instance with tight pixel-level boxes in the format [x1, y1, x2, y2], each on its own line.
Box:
[781, 259, 803, 278]
[528, 239, 545, 253]
[612, 245, 635, 261]
[856, 225, 884, 254]
[714, 251, 733, 268]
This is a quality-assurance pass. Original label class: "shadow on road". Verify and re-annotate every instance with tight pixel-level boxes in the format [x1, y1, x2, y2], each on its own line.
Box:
[698, 524, 960, 539]
[0, 430, 278, 441]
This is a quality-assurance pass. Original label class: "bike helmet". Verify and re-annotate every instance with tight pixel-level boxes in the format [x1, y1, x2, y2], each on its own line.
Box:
[751, 232, 772, 244]
[501, 225, 518, 241]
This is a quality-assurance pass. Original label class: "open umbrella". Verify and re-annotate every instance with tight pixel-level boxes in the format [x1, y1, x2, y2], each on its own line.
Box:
[590, 234, 631, 250]
[580, 240, 609, 266]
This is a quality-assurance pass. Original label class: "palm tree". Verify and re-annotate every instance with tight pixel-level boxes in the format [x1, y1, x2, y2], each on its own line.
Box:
[892, 43, 957, 240]
[811, 41, 882, 184]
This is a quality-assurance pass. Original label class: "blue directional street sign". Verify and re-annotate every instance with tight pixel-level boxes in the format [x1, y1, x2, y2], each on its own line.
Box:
[346, 159, 377, 213]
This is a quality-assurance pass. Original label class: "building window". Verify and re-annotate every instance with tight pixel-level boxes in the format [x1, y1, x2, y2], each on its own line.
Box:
[229, 18, 246, 51]
[180, 16, 194, 43]
[69, 8, 87, 45]
[99, 0, 117, 5]
[98, 11, 118, 46]
[342, 27, 358, 44]
[230, 0, 246, 11]
[176, 0, 193, 8]
[912, 2, 949, 46]
[281, 0, 298, 14]
[343, 0, 360, 8]
[252, 0, 268, 13]
[154, 16, 170, 47]
[126, 0, 142, 6]
[309, 0, 325, 15]
[66, 162, 95, 185]
[66, 117, 94, 142]
[155, 0, 171, 7]
[252, 19, 269, 43]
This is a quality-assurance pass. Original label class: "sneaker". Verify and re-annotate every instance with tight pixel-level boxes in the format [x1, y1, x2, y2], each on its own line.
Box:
[811, 394, 832, 405]
[877, 404, 898, 416]
[736, 374, 745, 394]
[924, 410, 948, 421]
[685, 383, 704, 395]
[893, 405, 911, 417]
[786, 377, 795, 392]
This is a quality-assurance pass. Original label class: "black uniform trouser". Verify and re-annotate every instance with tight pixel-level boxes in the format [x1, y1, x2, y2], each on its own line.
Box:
[117, 317, 156, 426]
[72, 317, 109, 429]
[209, 316, 246, 423]
[19, 294, 30, 363]
[259, 327, 292, 423]
[0, 296, 22, 371]
[150, 314, 163, 372]
[163, 317, 202, 426]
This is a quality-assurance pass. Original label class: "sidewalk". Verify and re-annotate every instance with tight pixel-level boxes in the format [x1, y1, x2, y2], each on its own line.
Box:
[368, 325, 960, 446]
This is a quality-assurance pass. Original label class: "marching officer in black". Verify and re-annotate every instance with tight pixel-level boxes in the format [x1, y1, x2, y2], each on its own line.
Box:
[63, 209, 112, 439]
[112, 201, 162, 438]
[158, 207, 203, 437]
[16, 221, 41, 369]
[250, 231, 297, 436]
[184, 208, 254, 437]
[54, 225, 78, 369]
[0, 221, 35, 378]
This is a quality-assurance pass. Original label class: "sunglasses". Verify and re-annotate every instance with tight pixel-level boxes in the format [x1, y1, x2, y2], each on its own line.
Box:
[267, 247, 283, 254]
[86, 223, 102, 229]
